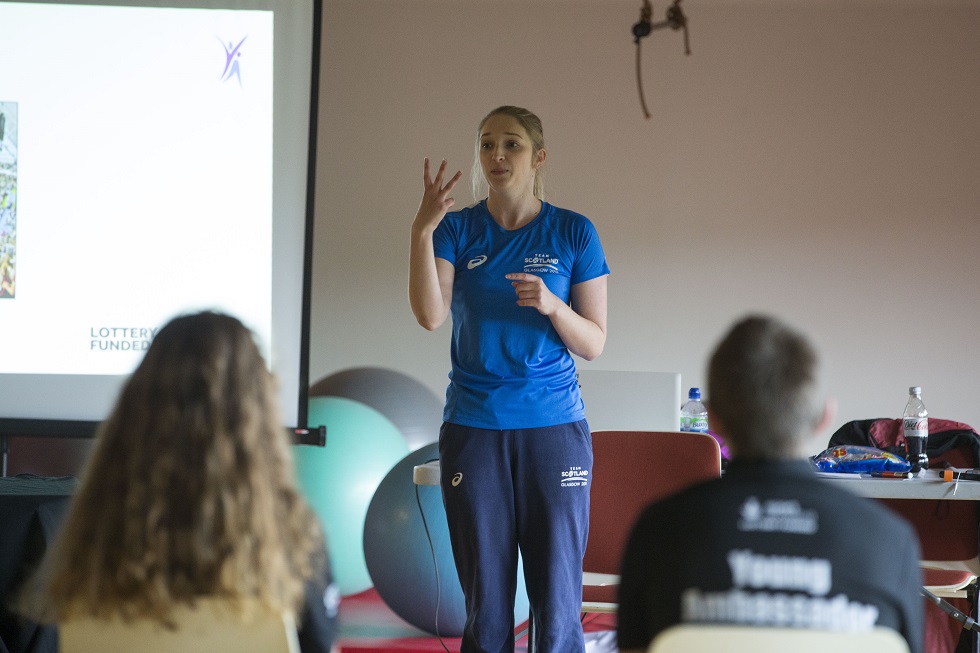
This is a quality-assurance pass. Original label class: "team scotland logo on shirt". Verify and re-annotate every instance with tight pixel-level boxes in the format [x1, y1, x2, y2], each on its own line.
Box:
[560, 466, 589, 488]
[524, 252, 560, 274]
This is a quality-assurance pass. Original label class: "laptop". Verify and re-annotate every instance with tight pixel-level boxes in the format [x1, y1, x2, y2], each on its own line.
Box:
[577, 370, 682, 432]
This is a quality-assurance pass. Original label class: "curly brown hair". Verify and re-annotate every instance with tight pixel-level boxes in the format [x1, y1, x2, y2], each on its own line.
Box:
[36, 311, 323, 623]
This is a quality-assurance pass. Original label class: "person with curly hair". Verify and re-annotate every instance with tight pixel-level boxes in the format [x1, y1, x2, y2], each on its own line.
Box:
[27, 310, 338, 652]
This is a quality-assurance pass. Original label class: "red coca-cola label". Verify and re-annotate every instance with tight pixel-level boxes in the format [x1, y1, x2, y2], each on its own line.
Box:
[903, 418, 927, 431]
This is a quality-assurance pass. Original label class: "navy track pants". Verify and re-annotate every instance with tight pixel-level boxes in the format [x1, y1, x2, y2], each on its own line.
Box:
[439, 420, 592, 653]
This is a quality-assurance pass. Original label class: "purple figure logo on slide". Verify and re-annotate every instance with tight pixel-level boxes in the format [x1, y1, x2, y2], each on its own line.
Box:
[219, 36, 247, 86]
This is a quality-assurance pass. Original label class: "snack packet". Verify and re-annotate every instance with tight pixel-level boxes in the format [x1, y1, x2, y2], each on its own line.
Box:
[811, 444, 912, 474]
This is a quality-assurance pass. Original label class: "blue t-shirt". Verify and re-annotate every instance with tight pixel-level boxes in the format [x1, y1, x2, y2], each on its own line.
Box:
[432, 200, 610, 429]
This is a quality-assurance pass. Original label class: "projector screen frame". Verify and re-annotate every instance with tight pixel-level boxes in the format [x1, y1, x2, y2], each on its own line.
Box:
[0, 0, 325, 446]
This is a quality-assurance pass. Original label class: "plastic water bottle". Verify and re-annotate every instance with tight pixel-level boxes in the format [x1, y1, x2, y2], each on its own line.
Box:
[903, 386, 929, 474]
[680, 387, 709, 433]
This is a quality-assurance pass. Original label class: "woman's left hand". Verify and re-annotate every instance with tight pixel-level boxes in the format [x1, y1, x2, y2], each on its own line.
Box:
[506, 273, 562, 316]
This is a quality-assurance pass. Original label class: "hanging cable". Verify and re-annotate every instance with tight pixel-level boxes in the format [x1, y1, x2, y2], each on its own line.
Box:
[631, 0, 691, 120]
[633, 0, 653, 119]
[667, 0, 691, 56]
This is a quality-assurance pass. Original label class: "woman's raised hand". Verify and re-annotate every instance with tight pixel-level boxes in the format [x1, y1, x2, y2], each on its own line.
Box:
[414, 158, 462, 233]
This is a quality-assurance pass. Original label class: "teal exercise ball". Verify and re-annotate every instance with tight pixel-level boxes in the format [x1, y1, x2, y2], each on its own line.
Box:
[363, 444, 530, 636]
[295, 396, 409, 596]
[310, 367, 443, 451]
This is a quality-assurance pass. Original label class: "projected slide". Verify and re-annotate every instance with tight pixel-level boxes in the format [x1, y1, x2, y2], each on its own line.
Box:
[0, 3, 274, 376]
[0, 102, 15, 300]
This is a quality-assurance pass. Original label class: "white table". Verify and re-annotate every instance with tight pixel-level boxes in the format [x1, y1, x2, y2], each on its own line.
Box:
[820, 469, 980, 501]
[420, 461, 980, 500]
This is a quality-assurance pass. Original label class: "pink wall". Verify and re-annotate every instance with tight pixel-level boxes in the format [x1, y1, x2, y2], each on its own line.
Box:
[309, 0, 980, 447]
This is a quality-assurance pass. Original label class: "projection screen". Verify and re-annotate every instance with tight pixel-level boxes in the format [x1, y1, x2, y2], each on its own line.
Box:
[0, 0, 322, 438]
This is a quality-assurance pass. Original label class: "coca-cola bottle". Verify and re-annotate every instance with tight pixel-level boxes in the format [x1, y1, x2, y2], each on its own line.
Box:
[903, 386, 929, 474]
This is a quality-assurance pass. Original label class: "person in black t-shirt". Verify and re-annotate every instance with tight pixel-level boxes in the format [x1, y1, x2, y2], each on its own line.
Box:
[617, 315, 923, 653]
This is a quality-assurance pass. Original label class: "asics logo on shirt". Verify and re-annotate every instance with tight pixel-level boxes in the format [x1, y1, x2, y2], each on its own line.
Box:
[467, 255, 488, 269]
[452, 472, 463, 487]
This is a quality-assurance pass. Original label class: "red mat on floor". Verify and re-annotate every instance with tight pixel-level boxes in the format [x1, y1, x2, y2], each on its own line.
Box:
[336, 588, 616, 653]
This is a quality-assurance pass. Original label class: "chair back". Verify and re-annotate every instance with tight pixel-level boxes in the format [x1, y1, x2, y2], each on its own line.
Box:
[59, 599, 300, 653]
[585, 430, 721, 576]
[647, 624, 910, 653]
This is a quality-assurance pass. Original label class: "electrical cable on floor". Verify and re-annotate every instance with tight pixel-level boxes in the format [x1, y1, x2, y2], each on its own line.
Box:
[416, 459, 529, 651]
[416, 465, 453, 653]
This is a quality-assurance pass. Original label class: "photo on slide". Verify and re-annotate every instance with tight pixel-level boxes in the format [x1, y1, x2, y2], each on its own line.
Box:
[0, 101, 17, 299]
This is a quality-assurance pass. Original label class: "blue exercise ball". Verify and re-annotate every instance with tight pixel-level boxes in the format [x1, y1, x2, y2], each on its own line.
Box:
[295, 396, 409, 596]
[363, 443, 530, 636]
[310, 367, 443, 451]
